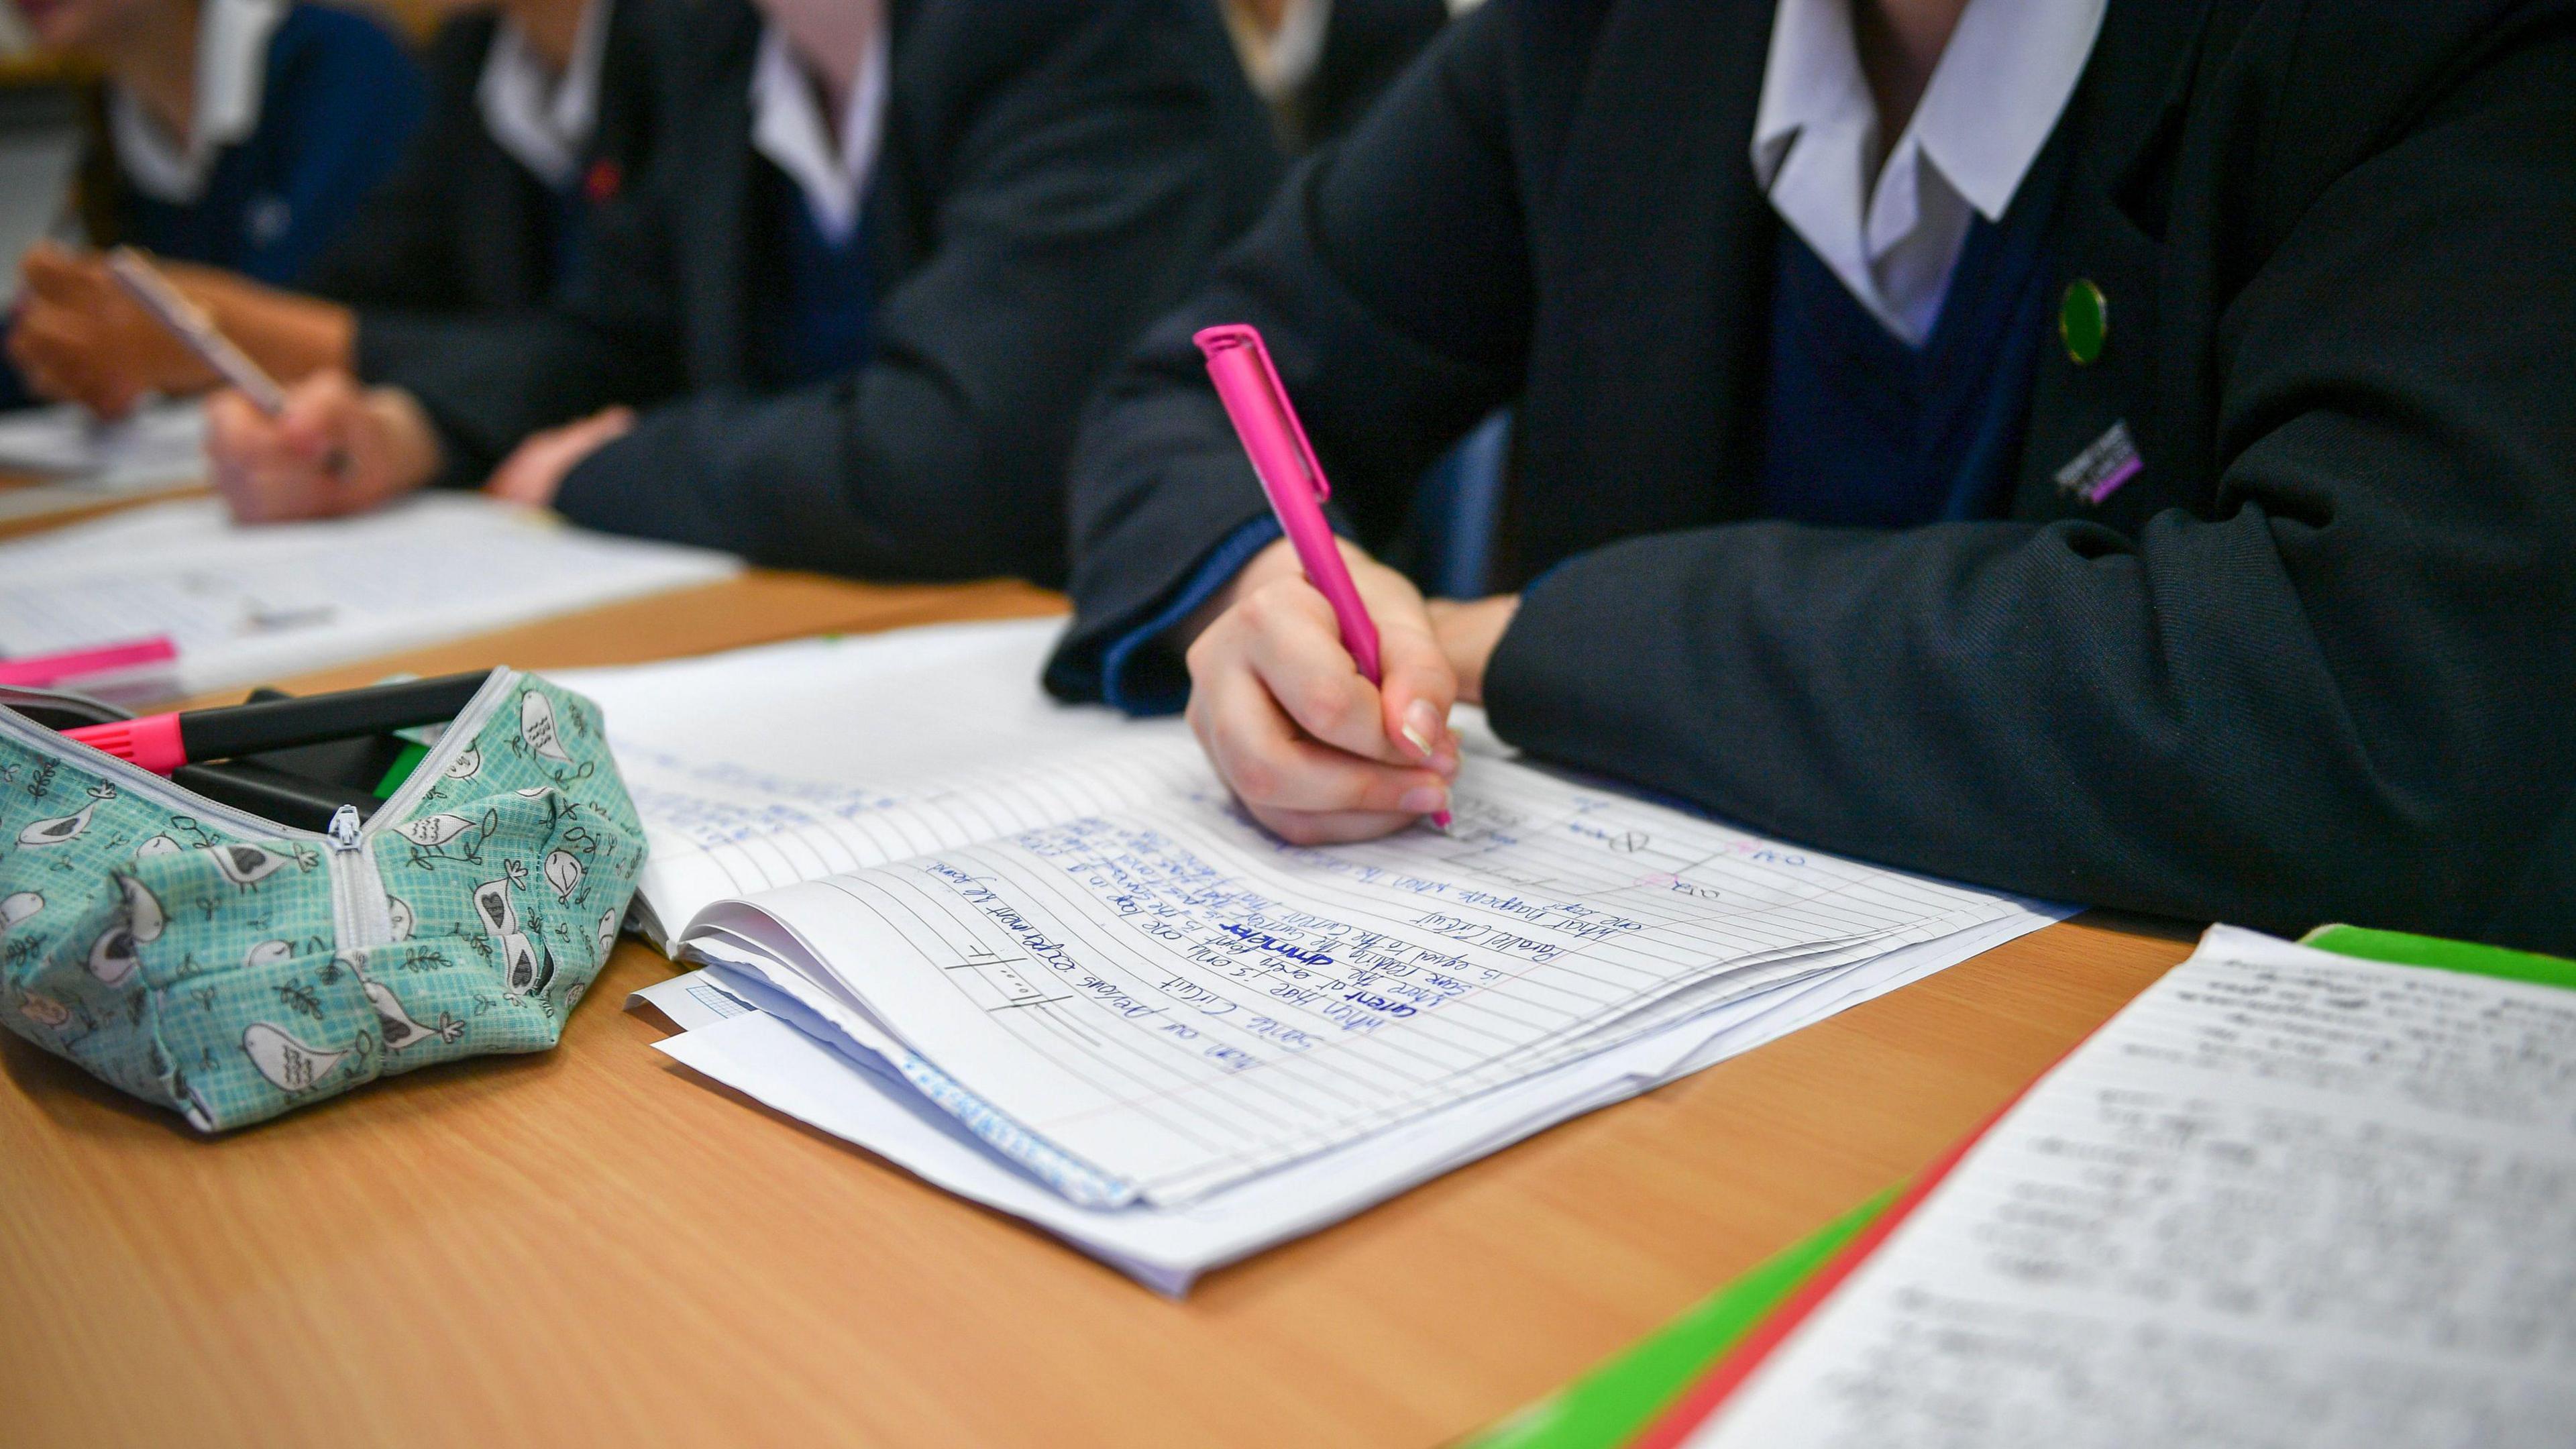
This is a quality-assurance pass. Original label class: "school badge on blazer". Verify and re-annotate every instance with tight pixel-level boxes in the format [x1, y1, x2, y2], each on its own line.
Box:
[0, 672, 646, 1131]
[2055, 420, 2143, 506]
[584, 157, 623, 205]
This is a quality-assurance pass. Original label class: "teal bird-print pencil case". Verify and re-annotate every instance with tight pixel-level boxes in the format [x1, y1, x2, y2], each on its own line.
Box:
[0, 671, 646, 1130]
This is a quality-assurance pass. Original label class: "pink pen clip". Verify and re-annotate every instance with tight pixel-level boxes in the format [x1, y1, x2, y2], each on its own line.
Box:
[1195, 323, 1449, 827]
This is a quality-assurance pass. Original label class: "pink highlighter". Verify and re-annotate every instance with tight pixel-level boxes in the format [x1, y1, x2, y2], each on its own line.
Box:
[0, 637, 179, 691]
[1194, 323, 1449, 827]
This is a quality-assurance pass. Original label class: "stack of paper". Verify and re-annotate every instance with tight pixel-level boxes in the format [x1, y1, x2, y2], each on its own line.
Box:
[0, 493, 742, 692]
[570, 621, 2070, 1291]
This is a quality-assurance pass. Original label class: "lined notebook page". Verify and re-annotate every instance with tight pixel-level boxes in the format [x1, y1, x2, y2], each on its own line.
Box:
[559, 622, 1201, 938]
[1682, 926, 2576, 1448]
[692, 751, 2026, 1206]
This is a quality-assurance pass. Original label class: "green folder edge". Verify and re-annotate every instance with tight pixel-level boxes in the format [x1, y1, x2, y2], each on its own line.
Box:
[1459, 923, 2576, 1449]
[2296, 923, 2576, 991]
[1457, 1187, 1896, 1449]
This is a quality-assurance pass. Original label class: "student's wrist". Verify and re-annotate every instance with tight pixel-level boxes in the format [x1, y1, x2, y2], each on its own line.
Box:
[1181, 535, 1307, 643]
[364, 387, 444, 495]
[1428, 594, 1519, 706]
[184, 267, 358, 380]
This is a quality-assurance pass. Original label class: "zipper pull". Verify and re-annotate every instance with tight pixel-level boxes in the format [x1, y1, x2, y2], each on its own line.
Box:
[326, 804, 364, 852]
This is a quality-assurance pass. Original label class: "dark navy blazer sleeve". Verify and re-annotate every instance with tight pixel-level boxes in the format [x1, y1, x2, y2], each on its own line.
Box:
[1054, 1, 2576, 955]
[543, 0, 1252, 585]
[1045, 9, 1528, 700]
[1486, 20, 2576, 949]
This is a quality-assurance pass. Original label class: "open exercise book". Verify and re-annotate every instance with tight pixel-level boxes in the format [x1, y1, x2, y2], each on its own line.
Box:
[566, 621, 2072, 1291]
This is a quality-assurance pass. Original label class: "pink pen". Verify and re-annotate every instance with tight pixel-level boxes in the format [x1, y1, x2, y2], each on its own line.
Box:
[1195, 323, 1450, 828]
[0, 637, 179, 690]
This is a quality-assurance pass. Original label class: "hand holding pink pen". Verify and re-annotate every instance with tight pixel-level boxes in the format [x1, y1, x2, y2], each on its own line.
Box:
[1195, 323, 1456, 830]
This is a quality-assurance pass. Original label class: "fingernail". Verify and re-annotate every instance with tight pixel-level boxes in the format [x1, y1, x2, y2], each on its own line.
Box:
[1400, 786, 1448, 815]
[1403, 701, 1443, 757]
[1428, 751, 1460, 778]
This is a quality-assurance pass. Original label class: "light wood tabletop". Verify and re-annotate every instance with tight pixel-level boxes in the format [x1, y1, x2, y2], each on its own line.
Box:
[0, 567, 2200, 1449]
[0, 474, 209, 541]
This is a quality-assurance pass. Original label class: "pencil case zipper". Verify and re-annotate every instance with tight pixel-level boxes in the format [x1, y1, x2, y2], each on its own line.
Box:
[326, 669, 515, 951]
[0, 667, 519, 955]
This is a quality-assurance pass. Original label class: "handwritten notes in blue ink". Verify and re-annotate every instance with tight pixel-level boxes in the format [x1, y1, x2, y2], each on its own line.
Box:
[587, 620, 2069, 1287]
[684, 745, 2028, 1207]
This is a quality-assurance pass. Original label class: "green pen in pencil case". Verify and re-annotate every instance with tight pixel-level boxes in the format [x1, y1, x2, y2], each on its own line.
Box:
[0, 671, 646, 1130]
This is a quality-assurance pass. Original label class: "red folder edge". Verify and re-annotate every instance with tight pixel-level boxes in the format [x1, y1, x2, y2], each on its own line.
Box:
[1628, 1032, 2101, 1449]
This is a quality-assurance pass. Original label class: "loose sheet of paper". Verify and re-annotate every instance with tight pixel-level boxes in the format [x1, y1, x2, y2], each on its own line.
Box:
[1685, 926, 2576, 1449]
[690, 751, 2031, 1206]
[0, 494, 740, 691]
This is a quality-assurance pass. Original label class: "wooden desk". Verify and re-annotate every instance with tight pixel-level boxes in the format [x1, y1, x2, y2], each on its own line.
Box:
[0, 572, 2197, 1448]
[0, 474, 208, 541]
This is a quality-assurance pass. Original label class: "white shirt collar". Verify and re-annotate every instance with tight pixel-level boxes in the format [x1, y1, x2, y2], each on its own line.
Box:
[1223, 0, 1334, 105]
[478, 0, 612, 191]
[749, 21, 890, 248]
[1750, 0, 2104, 343]
[109, 0, 287, 204]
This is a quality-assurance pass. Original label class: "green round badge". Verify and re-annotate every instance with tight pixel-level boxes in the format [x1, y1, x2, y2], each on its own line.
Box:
[2060, 278, 2109, 366]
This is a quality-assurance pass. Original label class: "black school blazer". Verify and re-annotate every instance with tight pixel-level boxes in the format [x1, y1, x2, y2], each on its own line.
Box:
[306, 5, 657, 375]
[1049, 0, 2576, 954]
[384, 0, 1281, 585]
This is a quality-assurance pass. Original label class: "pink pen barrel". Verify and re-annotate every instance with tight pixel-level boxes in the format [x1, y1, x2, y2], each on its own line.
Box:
[0, 637, 180, 690]
[1197, 324, 1447, 829]
[1194, 324, 1383, 683]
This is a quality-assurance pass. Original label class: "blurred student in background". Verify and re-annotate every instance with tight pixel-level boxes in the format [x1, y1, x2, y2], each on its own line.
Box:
[9, 0, 650, 419]
[198, 0, 1445, 588]
[1046, 0, 2576, 955]
[1219, 0, 1447, 155]
[0, 0, 423, 407]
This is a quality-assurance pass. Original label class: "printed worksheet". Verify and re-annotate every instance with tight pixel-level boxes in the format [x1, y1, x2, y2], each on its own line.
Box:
[1684, 926, 2576, 1448]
